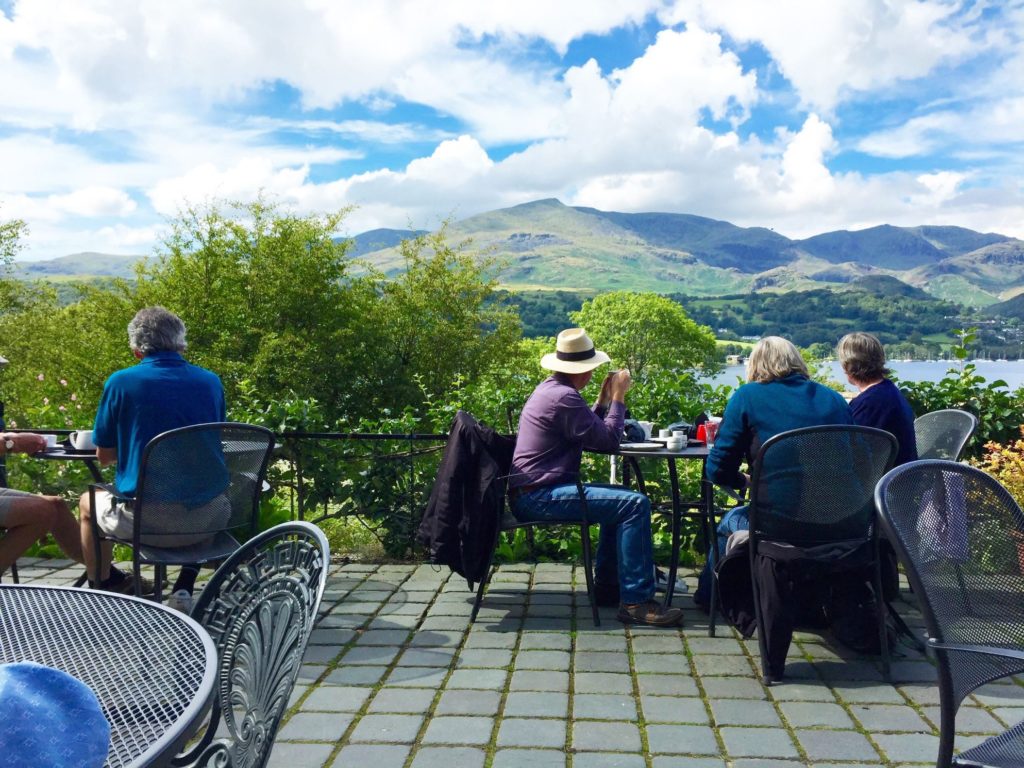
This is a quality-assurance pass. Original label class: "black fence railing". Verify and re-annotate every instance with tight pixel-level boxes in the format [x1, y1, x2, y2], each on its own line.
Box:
[273, 432, 449, 557]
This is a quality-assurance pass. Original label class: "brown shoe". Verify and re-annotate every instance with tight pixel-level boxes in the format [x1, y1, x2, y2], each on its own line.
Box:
[617, 600, 684, 627]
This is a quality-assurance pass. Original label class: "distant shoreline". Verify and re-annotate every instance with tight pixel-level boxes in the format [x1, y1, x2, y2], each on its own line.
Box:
[705, 359, 1024, 391]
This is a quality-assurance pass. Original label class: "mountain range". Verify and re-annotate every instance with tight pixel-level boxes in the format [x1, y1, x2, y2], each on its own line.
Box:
[14, 199, 1024, 308]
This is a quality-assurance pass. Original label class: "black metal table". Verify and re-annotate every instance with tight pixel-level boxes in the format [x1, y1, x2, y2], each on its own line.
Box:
[0, 584, 216, 768]
[35, 444, 105, 482]
[617, 443, 713, 608]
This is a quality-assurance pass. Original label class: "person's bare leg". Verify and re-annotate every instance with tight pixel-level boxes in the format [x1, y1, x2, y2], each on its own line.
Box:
[78, 491, 113, 584]
[44, 496, 84, 563]
[0, 498, 56, 572]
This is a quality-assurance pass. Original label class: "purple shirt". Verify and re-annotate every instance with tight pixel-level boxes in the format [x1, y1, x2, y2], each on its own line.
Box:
[510, 374, 625, 489]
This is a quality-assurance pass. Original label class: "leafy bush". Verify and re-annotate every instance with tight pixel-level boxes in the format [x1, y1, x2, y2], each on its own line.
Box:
[970, 426, 1024, 511]
[897, 330, 1023, 458]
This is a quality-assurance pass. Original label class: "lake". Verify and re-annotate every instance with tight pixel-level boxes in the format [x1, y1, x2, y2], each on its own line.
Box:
[705, 360, 1024, 392]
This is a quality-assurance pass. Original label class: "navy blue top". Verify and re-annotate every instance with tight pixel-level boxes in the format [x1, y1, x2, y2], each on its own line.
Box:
[707, 373, 852, 489]
[93, 351, 226, 496]
[849, 378, 918, 466]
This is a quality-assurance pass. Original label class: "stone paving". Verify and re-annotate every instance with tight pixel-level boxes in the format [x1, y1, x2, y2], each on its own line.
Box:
[10, 557, 1024, 768]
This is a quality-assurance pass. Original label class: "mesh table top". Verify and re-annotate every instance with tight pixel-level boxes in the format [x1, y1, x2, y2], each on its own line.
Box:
[0, 585, 217, 768]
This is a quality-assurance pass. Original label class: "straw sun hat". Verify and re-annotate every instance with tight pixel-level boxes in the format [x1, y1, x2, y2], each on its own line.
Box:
[540, 328, 612, 374]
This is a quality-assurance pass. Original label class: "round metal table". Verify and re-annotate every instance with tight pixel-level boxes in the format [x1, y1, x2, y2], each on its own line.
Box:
[0, 584, 217, 768]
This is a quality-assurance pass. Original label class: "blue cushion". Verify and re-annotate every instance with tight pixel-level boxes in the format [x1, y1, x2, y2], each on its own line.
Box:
[0, 661, 110, 768]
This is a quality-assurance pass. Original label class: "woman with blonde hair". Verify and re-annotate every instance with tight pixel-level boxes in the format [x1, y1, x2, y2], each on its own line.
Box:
[694, 336, 851, 606]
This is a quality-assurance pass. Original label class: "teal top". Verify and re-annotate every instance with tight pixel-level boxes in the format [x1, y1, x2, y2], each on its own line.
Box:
[93, 351, 226, 497]
[707, 373, 852, 489]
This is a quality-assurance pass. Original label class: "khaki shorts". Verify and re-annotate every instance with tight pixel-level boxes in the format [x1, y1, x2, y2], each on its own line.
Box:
[95, 490, 231, 547]
[0, 487, 37, 525]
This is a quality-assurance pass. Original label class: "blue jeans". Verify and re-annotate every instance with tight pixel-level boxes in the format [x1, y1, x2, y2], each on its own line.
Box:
[511, 483, 655, 605]
[695, 504, 750, 606]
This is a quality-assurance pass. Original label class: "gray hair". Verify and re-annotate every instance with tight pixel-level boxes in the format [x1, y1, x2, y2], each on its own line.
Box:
[746, 336, 808, 383]
[837, 332, 889, 382]
[127, 306, 187, 355]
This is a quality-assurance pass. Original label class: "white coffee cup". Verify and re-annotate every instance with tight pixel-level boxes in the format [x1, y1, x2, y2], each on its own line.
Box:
[637, 421, 654, 440]
[42, 434, 58, 448]
[70, 430, 96, 450]
[672, 429, 687, 439]
[658, 428, 671, 439]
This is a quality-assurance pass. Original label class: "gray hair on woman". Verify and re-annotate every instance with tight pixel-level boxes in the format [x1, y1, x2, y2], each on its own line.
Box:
[837, 331, 889, 383]
[746, 336, 809, 383]
[127, 306, 187, 355]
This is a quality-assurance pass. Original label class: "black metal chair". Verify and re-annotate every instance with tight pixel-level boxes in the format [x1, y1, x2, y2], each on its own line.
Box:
[171, 521, 330, 768]
[742, 425, 898, 683]
[88, 422, 275, 602]
[915, 409, 978, 461]
[471, 473, 600, 626]
[876, 460, 1024, 768]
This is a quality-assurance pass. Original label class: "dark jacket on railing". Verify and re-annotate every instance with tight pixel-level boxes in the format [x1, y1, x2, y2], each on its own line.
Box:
[418, 411, 514, 582]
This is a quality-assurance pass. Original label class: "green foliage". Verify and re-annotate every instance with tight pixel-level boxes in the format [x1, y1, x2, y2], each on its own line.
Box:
[498, 289, 589, 339]
[679, 287, 962, 349]
[572, 291, 718, 378]
[133, 199, 367, 416]
[360, 227, 522, 416]
[897, 329, 1024, 457]
[0, 212, 27, 269]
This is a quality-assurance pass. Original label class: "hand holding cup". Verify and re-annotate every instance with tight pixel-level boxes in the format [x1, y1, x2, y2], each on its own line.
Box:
[611, 368, 632, 399]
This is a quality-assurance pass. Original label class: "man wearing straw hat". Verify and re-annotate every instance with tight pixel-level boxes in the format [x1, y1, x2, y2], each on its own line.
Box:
[509, 328, 683, 627]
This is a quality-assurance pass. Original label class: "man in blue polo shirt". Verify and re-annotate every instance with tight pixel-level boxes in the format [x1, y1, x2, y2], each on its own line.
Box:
[78, 306, 226, 611]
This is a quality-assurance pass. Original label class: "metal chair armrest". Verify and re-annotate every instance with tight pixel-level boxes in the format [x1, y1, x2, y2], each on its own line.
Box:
[929, 640, 1024, 663]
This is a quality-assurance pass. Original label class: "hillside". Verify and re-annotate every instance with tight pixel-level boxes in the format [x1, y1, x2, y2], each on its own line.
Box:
[14, 199, 1024, 307]
[983, 292, 1024, 320]
[354, 199, 1023, 302]
[345, 228, 427, 258]
[15, 252, 141, 279]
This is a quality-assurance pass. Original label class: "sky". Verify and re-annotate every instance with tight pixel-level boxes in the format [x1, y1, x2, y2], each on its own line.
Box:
[1, 0, 1023, 260]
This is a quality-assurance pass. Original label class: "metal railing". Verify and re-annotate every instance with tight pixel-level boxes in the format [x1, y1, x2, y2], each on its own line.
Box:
[272, 431, 448, 556]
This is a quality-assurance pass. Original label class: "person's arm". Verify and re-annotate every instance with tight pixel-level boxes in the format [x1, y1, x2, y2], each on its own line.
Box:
[92, 376, 119, 467]
[706, 389, 750, 489]
[562, 371, 632, 453]
[0, 432, 46, 455]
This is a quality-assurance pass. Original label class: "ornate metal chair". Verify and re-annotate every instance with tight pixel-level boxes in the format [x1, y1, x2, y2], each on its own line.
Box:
[876, 460, 1024, 768]
[914, 409, 978, 461]
[172, 520, 330, 768]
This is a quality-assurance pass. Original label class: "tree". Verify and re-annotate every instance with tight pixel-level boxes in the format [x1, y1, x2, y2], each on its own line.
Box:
[359, 228, 522, 417]
[133, 198, 369, 419]
[0, 211, 27, 270]
[571, 291, 717, 379]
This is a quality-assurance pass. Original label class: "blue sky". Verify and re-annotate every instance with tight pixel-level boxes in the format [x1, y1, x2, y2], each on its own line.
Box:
[1, 0, 1022, 259]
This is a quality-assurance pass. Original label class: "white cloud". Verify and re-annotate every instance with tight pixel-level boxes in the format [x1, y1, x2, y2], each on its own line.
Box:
[1, 0, 661, 137]
[663, 0, 976, 111]
[148, 159, 312, 216]
[4, 0, 1024, 260]
[53, 187, 136, 217]
[1, 186, 135, 222]
[858, 97, 1024, 158]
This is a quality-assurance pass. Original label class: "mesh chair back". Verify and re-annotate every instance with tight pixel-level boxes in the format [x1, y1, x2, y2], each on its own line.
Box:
[173, 521, 329, 768]
[876, 460, 1024, 663]
[749, 425, 898, 545]
[914, 409, 978, 461]
[133, 423, 274, 546]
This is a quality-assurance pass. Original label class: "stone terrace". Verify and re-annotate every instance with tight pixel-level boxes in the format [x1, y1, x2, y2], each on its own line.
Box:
[12, 558, 1024, 768]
